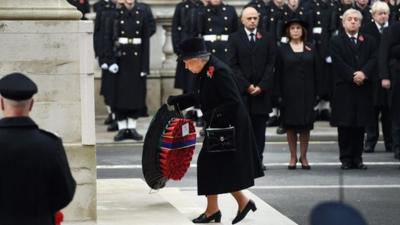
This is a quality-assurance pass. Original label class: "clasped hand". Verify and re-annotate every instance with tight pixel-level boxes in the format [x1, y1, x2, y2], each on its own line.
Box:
[247, 84, 262, 96]
[353, 71, 366, 86]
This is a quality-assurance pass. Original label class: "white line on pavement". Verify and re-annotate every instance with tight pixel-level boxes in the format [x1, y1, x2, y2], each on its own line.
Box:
[96, 161, 400, 169]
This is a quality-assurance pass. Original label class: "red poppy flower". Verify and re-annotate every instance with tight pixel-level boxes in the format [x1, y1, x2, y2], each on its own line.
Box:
[207, 66, 215, 78]
[256, 32, 263, 40]
[358, 35, 364, 42]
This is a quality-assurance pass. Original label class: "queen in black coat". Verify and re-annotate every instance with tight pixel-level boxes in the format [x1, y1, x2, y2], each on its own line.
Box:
[168, 37, 263, 224]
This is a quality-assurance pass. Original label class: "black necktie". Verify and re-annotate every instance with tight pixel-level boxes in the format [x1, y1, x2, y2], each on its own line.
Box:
[249, 33, 256, 48]
[350, 36, 357, 46]
[379, 26, 384, 33]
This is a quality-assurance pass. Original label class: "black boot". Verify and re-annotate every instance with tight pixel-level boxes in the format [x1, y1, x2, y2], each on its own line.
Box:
[129, 128, 143, 141]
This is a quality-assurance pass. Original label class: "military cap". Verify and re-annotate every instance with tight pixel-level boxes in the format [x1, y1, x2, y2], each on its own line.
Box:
[178, 37, 211, 61]
[0, 73, 38, 100]
[310, 201, 367, 225]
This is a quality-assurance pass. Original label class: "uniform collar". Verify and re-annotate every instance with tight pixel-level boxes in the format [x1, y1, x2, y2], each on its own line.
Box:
[0, 116, 38, 129]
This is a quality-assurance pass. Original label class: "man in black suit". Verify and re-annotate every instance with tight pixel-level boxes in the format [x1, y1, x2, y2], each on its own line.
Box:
[227, 6, 276, 170]
[380, 21, 400, 161]
[361, 1, 393, 153]
[330, 9, 377, 170]
[0, 73, 76, 225]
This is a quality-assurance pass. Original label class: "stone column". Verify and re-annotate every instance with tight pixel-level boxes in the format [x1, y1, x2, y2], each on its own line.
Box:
[0, 0, 96, 223]
[159, 16, 181, 105]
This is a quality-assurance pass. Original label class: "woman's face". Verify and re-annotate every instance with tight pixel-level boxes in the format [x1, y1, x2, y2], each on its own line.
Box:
[289, 23, 303, 41]
[183, 58, 206, 74]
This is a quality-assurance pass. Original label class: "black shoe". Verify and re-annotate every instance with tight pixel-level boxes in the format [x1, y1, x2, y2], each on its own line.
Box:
[266, 116, 279, 127]
[104, 114, 113, 125]
[340, 163, 352, 170]
[353, 163, 368, 170]
[299, 157, 311, 170]
[129, 129, 143, 141]
[288, 160, 297, 170]
[107, 121, 118, 132]
[114, 129, 129, 142]
[232, 200, 257, 224]
[276, 126, 286, 135]
[192, 211, 221, 223]
[364, 145, 375, 153]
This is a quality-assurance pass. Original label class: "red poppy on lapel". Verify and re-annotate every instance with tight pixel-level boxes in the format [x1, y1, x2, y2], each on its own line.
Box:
[207, 66, 215, 79]
[305, 45, 312, 51]
[358, 35, 364, 42]
[256, 32, 263, 40]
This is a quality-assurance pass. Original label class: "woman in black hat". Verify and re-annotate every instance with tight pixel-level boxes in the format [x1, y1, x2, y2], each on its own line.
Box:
[276, 18, 319, 170]
[168, 37, 264, 224]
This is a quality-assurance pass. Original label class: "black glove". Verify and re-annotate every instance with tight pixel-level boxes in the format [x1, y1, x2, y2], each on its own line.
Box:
[167, 95, 181, 105]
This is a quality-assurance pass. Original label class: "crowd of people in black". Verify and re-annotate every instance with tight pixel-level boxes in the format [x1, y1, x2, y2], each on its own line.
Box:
[90, 0, 399, 169]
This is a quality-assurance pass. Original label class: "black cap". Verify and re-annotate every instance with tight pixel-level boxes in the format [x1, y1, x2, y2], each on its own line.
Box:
[0, 73, 38, 101]
[178, 37, 211, 61]
[310, 202, 367, 225]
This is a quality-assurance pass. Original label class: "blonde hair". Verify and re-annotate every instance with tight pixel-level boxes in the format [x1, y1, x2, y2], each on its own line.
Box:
[371, 1, 390, 15]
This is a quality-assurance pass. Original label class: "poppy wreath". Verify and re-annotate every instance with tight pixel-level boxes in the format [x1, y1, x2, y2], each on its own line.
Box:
[160, 118, 196, 180]
[55, 211, 63, 225]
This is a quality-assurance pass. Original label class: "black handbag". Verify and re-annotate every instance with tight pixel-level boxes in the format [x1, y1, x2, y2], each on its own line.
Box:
[204, 111, 236, 153]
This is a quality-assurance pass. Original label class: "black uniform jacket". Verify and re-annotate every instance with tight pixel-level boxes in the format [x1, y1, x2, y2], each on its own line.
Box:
[330, 32, 377, 127]
[361, 22, 390, 106]
[227, 28, 276, 115]
[276, 43, 318, 126]
[172, 56, 264, 195]
[0, 117, 76, 225]
[379, 22, 400, 124]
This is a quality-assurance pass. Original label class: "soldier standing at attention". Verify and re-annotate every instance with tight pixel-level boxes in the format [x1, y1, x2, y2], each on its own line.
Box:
[0, 73, 76, 225]
[197, 0, 238, 64]
[104, 0, 151, 141]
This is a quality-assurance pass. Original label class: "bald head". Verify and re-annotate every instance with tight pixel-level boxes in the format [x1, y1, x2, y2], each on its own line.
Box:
[241, 6, 259, 31]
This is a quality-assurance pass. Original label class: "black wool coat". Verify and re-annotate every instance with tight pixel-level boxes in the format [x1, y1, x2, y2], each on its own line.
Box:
[104, 5, 150, 114]
[361, 22, 390, 107]
[173, 56, 264, 195]
[330, 32, 377, 127]
[0, 117, 76, 225]
[276, 43, 318, 126]
[227, 28, 276, 115]
[379, 22, 400, 125]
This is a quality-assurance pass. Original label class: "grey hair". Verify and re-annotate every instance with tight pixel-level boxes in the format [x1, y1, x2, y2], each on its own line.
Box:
[342, 8, 363, 22]
[371, 1, 390, 15]
[2, 97, 32, 108]
[198, 55, 211, 62]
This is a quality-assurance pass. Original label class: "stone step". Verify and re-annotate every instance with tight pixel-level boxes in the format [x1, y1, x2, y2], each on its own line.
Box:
[159, 188, 298, 225]
[66, 179, 194, 225]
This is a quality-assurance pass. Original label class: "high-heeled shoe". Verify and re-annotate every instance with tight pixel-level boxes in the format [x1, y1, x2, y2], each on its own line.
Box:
[299, 157, 311, 170]
[232, 200, 257, 224]
[288, 159, 297, 170]
[192, 210, 222, 223]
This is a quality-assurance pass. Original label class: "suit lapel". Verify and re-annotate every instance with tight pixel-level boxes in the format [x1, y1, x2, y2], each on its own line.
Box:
[240, 28, 253, 51]
[342, 33, 358, 52]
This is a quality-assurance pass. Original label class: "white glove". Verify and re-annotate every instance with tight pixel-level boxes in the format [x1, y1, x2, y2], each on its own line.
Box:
[108, 63, 119, 74]
[140, 72, 147, 77]
[101, 63, 108, 70]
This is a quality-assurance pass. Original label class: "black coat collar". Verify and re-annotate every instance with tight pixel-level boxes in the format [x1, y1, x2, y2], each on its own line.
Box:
[0, 117, 38, 129]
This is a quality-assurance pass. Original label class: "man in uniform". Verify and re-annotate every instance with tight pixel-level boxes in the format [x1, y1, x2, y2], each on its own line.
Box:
[361, 1, 392, 153]
[380, 21, 400, 161]
[196, 0, 238, 64]
[0, 73, 76, 224]
[353, 0, 374, 28]
[227, 6, 276, 170]
[94, 0, 118, 131]
[104, 0, 151, 141]
[330, 9, 377, 170]
[246, 0, 269, 31]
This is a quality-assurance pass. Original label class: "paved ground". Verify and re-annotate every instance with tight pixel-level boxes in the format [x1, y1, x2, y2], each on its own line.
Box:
[97, 141, 400, 225]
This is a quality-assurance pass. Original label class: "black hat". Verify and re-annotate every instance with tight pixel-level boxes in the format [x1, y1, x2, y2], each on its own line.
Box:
[283, 17, 308, 34]
[0, 73, 38, 101]
[310, 202, 367, 225]
[178, 37, 211, 60]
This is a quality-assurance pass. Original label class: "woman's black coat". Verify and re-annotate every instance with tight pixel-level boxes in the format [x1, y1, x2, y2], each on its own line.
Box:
[330, 32, 377, 127]
[171, 56, 264, 195]
[276, 43, 318, 127]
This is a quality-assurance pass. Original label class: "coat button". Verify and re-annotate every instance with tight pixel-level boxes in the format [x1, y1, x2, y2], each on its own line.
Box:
[317, 11, 320, 15]
[317, 21, 321, 25]
[222, 7, 226, 11]
[120, 10, 124, 14]
[136, 31, 140, 34]
[224, 16, 228, 20]
[212, 49, 216, 53]
[270, 8, 274, 12]
[207, 8, 210, 12]
[209, 28, 213, 32]
[121, 31, 125, 34]
[224, 48, 228, 52]
[136, 11, 139, 14]
[177, 26, 182, 31]
[136, 21, 140, 24]
[208, 18, 211, 22]
[271, 18, 274, 21]
[134, 52, 138, 56]
[122, 52, 126, 56]
[120, 20, 124, 24]
[185, 4, 189, 8]
[224, 27, 228, 31]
